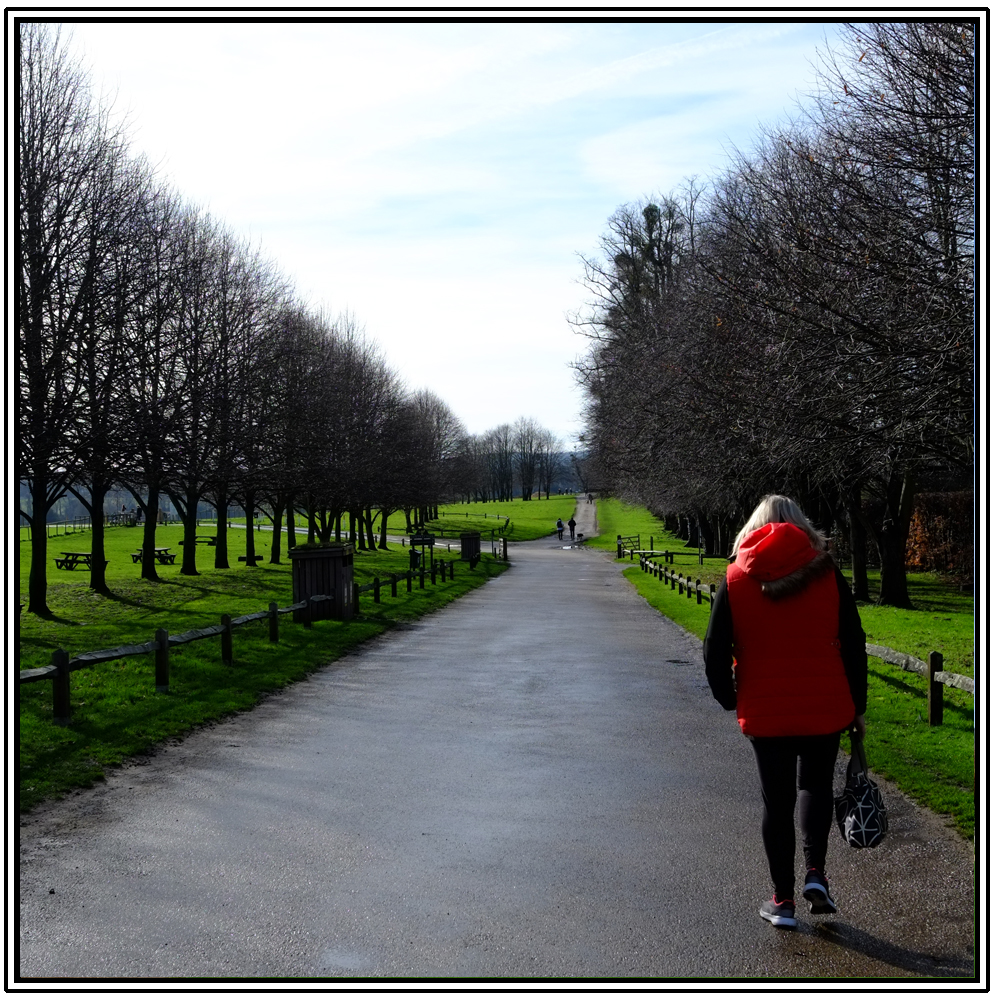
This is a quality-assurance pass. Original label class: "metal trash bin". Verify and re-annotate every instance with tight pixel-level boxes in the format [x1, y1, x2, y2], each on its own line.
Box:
[290, 544, 354, 622]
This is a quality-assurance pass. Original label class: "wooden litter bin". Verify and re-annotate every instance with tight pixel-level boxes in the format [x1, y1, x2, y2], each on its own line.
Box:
[290, 544, 354, 623]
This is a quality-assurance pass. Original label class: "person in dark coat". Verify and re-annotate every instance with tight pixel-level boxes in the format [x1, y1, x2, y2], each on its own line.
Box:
[704, 495, 867, 930]
[567, 516, 576, 540]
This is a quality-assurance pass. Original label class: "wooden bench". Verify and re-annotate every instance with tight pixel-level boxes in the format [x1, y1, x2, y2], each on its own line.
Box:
[238, 554, 265, 565]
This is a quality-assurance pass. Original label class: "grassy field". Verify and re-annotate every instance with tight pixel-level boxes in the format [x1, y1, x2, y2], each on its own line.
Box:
[18, 522, 506, 812]
[590, 498, 976, 839]
[386, 496, 579, 543]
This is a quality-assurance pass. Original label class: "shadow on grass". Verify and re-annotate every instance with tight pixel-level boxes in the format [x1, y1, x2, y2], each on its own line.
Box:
[870, 666, 975, 723]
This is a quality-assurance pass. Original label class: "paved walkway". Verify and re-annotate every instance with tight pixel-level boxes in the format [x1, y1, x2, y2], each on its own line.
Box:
[18, 499, 976, 982]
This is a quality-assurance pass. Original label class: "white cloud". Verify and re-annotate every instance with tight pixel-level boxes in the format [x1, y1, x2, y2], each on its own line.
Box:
[58, 18, 842, 443]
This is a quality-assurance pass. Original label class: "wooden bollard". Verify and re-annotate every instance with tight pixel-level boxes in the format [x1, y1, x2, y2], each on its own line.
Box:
[269, 602, 279, 642]
[391, 574, 398, 598]
[221, 614, 233, 665]
[52, 647, 71, 726]
[373, 577, 381, 603]
[928, 651, 944, 726]
[155, 628, 170, 692]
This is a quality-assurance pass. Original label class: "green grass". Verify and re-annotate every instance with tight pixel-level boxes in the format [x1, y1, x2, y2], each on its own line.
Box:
[18, 524, 506, 812]
[386, 496, 580, 543]
[593, 499, 977, 840]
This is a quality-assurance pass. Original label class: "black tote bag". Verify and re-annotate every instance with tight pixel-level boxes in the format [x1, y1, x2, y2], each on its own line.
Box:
[835, 729, 888, 849]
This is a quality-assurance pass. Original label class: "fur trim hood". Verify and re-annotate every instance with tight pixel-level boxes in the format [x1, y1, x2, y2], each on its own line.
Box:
[734, 522, 834, 600]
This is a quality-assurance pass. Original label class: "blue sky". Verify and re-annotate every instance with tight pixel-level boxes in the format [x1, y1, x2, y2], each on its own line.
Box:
[58, 18, 845, 445]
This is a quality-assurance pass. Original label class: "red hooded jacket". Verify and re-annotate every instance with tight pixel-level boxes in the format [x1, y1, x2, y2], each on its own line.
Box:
[724, 522, 856, 737]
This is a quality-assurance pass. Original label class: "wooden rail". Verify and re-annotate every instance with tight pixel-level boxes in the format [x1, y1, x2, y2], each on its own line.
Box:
[631, 553, 973, 723]
[19, 559, 463, 725]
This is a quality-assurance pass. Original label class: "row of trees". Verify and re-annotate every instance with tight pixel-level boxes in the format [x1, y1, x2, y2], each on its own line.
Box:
[18, 24, 565, 616]
[574, 21, 975, 606]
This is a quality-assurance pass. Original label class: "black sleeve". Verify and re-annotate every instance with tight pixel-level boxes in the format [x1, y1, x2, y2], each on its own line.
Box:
[703, 579, 737, 711]
[835, 568, 868, 716]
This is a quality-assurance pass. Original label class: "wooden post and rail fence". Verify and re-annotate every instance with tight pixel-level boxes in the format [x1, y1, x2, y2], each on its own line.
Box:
[19, 558, 465, 727]
[622, 544, 973, 728]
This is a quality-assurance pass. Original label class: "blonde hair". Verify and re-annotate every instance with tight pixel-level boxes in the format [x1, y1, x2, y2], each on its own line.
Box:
[731, 494, 827, 557]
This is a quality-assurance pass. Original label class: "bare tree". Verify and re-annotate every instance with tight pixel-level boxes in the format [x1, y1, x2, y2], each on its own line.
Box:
[18, 23, 127, 613]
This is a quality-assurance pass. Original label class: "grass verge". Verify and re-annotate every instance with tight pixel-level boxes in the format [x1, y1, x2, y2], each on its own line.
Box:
[18, 527, 505, 812]
[386, 496, 580, 543]
[591, 499, 976, 840]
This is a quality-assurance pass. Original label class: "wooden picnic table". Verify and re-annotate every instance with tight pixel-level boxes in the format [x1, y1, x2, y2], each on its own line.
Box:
[131, 546, 176, 565]
[54, 552, 108, 571]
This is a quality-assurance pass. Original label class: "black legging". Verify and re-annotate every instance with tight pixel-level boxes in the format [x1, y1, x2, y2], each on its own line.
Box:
[749, 732, 841, 900]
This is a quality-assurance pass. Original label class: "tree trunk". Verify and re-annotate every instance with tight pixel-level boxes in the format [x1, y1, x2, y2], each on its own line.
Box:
[365, 508, 377, 551]
[215, 497, 230, 570]
[269, 501, 283, 564]
[68, 480, 112, 594]
[874, 470, 916, 607]
[848, 488, 869, 602]
[87, 482, 110, 594]
[243, 493, 257, 567]
[286, 500, 296, 552]
[180, 502, 200, 575]
[26, 476, 54, 615]
[378, 509, 390, 549]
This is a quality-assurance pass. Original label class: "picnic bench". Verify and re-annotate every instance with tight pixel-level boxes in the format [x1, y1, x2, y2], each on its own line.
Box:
[181, 535, 217, 547]
[238, 554, 265, 565]
[130, 547, 176, 565]
[54, 552, 108, 571]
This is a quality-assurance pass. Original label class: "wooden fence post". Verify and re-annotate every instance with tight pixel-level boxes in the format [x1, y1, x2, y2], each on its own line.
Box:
[391, 574, 398, 598]
[52, 648, 71, 725]
[696, 579, 702, 604]
[686, 576, 692, 598]
[373, 577, 381, 603]
[407, 571, 412, 593]
[353, 583, 360, 614]
[269, 602, 279, 643]
[221, 614, 233, 666]
[928, 650, 944, 726]
[155, 628, 170, 692]
[431, 561, 437, 585]
[710, 583, 716, 605]
[449, 561, 454, 580]
[419, 567, 425, 589]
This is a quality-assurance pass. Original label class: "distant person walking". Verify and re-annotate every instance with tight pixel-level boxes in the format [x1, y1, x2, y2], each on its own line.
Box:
[567, 516, 577, 541]
[703, 495, 867, 931]
[587, 493, 593, 504]
[556, 518, 564, 541]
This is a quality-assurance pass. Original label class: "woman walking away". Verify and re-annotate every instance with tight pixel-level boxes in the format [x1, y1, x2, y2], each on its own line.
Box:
[703, 495, 867, 930]
[556, 518, 564, 541]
